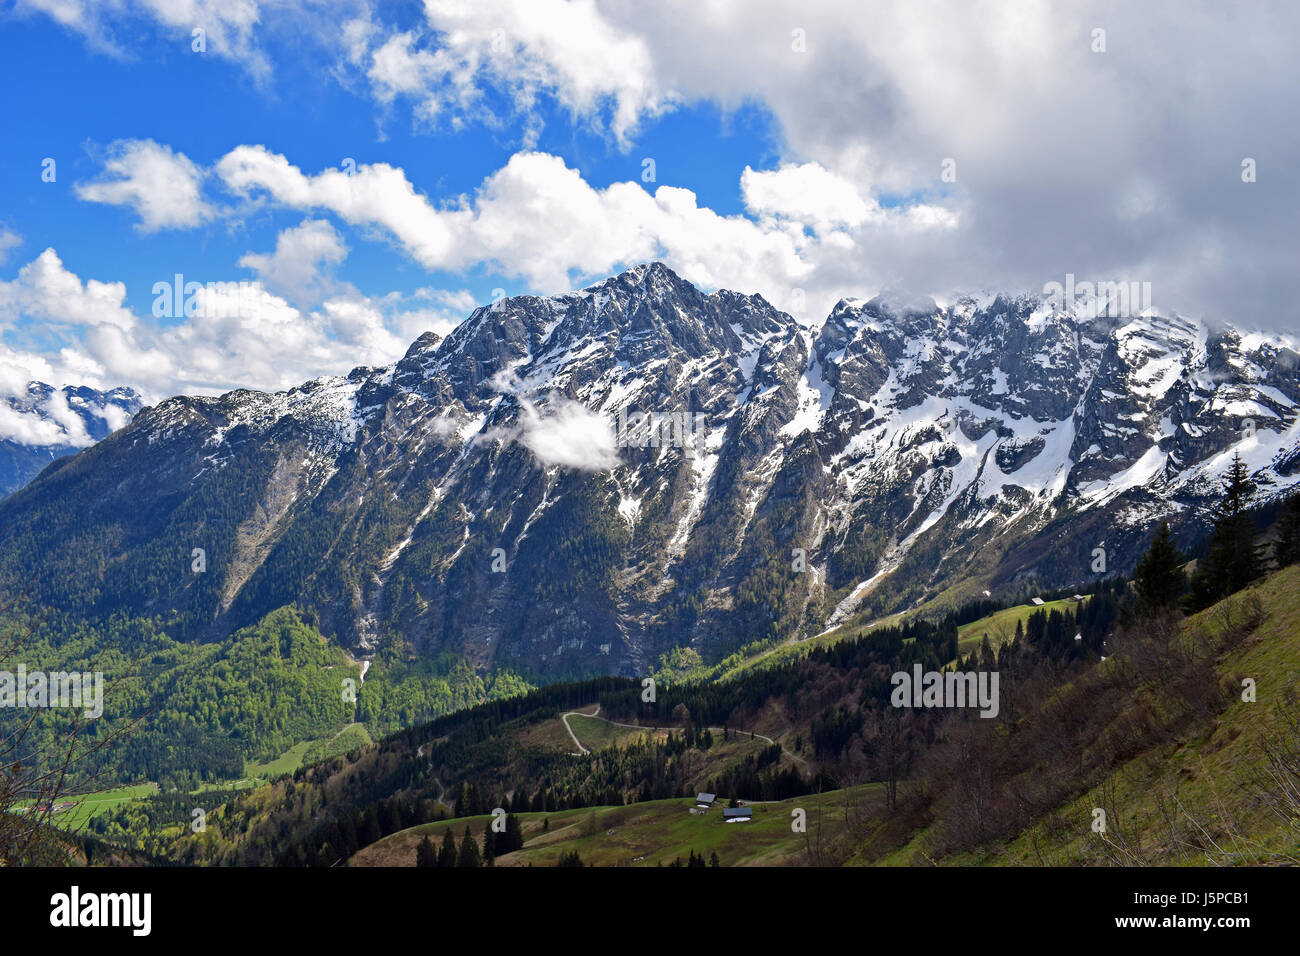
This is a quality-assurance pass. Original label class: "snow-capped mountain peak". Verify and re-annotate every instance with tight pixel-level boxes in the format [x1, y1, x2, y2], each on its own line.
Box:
[3, 264, 1298, 672]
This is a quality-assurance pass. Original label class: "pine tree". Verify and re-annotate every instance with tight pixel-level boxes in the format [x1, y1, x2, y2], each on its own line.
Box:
[1187, 454, 1263, 610]
[457, 825, 481, 867]
[416, 834, 437, 868]
[1274, 492, 1300, 568]
[504, 813, 524, 854]
[482, 820, 496, 866]
[1133, 522, 1185, 616]
[437, 828, 457, 868]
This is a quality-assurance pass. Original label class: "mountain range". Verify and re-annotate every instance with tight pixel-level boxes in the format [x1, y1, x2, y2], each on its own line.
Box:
[0, 382, 141, 497]
[3, 262, 1298, 677]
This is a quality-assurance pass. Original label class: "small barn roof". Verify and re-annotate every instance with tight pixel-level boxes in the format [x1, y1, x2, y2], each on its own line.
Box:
[723, 806, 752, 818]
[695, 792, 716, 803]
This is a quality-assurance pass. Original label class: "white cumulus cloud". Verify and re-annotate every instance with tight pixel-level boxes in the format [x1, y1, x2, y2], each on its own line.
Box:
[75, 140, 214, 232]
[211, 145, 954, 319]
[0, 249, 476, 401]
[239, 218, 350, 306]
[0, 248, 137, 331]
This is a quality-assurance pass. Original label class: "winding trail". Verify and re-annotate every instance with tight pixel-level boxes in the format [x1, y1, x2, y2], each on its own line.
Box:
[562, 704, 809, 769]
[560, 705, 600, 755]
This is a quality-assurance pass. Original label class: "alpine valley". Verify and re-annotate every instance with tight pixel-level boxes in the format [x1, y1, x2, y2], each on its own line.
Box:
[3, 262, 1299, 677]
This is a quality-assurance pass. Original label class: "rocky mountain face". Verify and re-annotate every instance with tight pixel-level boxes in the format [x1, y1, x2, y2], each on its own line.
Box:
[2, 263, 1298, 675]
[0, 382, 141, 496]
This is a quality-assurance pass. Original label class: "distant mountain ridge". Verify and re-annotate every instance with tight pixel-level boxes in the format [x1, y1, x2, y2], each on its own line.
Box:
[1, 262, 1298, 675]
[0, 382, 141, 496]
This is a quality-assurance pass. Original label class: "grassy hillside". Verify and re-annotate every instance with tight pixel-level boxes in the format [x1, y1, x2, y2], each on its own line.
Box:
[351, 787, 880, 868]
[667, 593, 1089, 688]
[67, 563, 1300, 867]
[350, 558, 1300, 868]
[859, 567, 1300, 866]
[985, 569, 1300, 865]
[955, 598, 1078, 655]
[564, 713, 652, 751]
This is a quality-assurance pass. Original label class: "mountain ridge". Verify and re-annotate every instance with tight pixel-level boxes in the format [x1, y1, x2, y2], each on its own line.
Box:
[2, 262, 1298, 676]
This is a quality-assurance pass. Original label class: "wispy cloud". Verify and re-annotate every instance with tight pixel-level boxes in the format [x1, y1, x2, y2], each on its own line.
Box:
[491, 371, 620, 471]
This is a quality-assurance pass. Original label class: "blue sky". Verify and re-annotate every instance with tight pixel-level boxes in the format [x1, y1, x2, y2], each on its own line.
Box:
[0, 0, 1295, 411]
[0, 10, 780, 314]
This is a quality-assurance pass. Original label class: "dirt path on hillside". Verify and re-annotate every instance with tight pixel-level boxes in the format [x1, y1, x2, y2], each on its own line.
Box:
[563, 704, 810, 769]
[560, 705, 601, 755]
